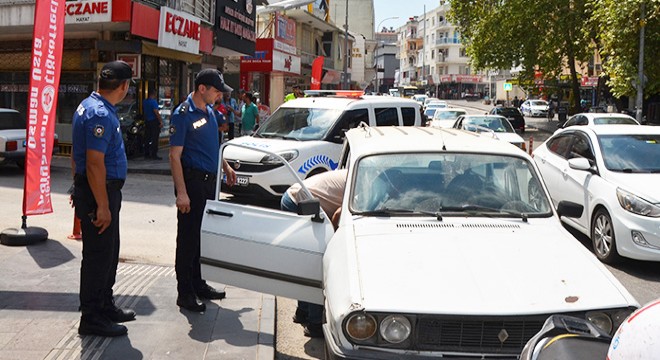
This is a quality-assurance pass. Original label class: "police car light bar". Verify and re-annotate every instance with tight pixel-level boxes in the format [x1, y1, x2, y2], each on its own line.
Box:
[303, 90, 365, 98]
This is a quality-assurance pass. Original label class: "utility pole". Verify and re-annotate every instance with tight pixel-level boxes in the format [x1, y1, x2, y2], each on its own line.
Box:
[422, 4, 426, 91]
[342, 0, 349, 89]
[635, 2, 645, 123]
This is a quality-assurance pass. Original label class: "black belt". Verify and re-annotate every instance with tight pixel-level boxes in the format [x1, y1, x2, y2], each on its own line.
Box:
[74, 174, 125, 191]
[183, 167, 217, 182]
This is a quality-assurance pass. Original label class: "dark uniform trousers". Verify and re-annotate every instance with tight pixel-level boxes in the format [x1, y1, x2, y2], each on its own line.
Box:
[145, 120, 160, 157]
[73, 175, 124, 316]
[175, 168, 216, 296]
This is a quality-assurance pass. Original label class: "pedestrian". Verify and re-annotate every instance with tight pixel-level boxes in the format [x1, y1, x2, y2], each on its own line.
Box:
[512, 96, 519, 108]
[214, 99, 228, 143]
[236, 89, 245, 134]
[284, 85, 304, 102]
[280, 169, 348, 338]
[169, 69, 237, 312]
[547, 99, 555, 121]
[71, 60, 135, 337]
[142, 88, 163, 160]
[238, 92, 259, 136]
[221, 91, 239, 140]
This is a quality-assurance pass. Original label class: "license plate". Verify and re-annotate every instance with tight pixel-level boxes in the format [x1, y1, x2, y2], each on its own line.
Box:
[22, 140, 26, 147]
[223, 174, 249, 186]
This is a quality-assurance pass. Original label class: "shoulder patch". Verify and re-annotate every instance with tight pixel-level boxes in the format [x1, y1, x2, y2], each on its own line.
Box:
[93, 124, 105, 138]
[94, 103, 108, 117]
[177, 102, 189, 115]
[169, 125, 176, 135]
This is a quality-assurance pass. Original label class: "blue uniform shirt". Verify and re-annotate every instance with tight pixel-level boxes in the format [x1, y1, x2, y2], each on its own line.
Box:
[72, 92, 128, 180]
[142, 97, 159, 122]
[169, 93, 219, 173]
[221, 97, 237, 124]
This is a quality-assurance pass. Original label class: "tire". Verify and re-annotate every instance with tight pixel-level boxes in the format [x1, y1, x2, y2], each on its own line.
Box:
[591, 209, 621, 264]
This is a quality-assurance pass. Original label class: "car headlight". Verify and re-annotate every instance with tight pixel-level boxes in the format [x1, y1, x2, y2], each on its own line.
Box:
[259, 150, 299, 165]
[345, 313, 377, 341]
[379, 315, 411, 344]
[616, 188, 660, 217]
[586, 311, 613, 334]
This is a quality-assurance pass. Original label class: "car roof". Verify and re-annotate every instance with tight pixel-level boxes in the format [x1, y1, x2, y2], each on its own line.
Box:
[564, 124, 660, 136]
[279, 96, 419, 110]
[435, 108, 466, 112]
[0, 108, 19, 114]
[577, 112, 638, 121]
[345, 126, 527, 158]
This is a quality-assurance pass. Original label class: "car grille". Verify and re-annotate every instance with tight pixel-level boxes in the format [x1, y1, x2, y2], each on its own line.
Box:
[225, 159, 284, 173]
[416, 315, 546, 354]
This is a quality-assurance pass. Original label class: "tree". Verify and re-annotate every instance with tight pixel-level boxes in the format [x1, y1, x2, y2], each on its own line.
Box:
[590, 0, 660, 98]
[449, 0, 597, 112]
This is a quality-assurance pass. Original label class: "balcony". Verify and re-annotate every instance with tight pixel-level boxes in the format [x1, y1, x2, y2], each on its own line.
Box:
[436, 38, 460, 45]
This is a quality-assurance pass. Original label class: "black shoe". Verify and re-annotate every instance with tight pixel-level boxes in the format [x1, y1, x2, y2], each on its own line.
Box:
[177, 294, 206, 312]
[196, 285, 226, 300]
[103, 306, 136, 323]
[292, 307, 308, 324]
[303, 323, 324, 338]
[78, 315, 128, 337]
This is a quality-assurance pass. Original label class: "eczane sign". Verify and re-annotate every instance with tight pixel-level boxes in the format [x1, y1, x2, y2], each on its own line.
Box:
[158, 7, 201, 55]
[65, 0, 112, 24]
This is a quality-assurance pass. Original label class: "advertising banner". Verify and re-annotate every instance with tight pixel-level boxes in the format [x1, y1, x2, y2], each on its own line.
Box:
[275, 14, 296, 47]
[272, 51, 301, 75]
[311, 56, 324, 90]
[23, 0, 65, 215]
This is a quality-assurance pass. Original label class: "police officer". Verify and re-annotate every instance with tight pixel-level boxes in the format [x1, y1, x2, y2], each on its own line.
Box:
[169, 69, 237, 312]
[284, 85, 304, 102]
[72, 60, 135, 337]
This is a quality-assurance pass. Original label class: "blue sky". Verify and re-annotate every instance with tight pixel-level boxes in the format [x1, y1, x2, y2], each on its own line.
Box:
[374, 0, 440, 32]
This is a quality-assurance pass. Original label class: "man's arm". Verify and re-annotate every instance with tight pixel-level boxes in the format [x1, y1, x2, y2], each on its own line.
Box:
[153, 107, 163, 128]
[169, 146, 190, 214]
[86, 149, 111, 234]
[222, 159, 236, 187]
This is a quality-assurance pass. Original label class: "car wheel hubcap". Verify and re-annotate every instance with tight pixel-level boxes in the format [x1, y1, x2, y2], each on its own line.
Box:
[594, 215, 612, 257]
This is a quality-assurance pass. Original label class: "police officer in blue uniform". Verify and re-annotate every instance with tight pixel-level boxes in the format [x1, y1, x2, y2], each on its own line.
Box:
[72, 61, 136, 337]
[169, 69, 237, 312]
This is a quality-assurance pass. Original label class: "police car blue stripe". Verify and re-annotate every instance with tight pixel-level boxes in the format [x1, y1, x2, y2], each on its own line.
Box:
[297, 155, 339, 174]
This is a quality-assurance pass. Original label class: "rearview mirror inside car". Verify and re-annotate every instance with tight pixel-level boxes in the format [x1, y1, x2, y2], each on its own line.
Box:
[556, 201, 583, 218]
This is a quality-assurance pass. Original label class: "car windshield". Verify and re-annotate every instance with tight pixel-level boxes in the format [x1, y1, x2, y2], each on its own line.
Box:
[255, 107, 343, 141]
[598, 134, 660, 173]
[531, 101, 547, 106]
[424, 109, 437, 117]
[434, 111, 466, 120]
[0, 111, 26, 130]
[498, 108, 522, 116]
[464, 117, 514, 133]
[593, 117, 639, 125]
[350, 153, 552, 217]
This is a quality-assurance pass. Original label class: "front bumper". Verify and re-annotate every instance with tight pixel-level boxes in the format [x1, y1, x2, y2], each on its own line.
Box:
[612, 208, 660, 261]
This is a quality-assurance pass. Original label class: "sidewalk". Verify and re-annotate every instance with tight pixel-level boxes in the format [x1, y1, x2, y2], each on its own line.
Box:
[444, 100, 559, 134]
[0, 239, 275, 360]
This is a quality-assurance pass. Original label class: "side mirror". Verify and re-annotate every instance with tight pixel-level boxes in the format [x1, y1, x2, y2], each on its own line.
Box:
[556, 201, 583, 218]
[568, 158, 597, 174]
[297, 198, 323, 223]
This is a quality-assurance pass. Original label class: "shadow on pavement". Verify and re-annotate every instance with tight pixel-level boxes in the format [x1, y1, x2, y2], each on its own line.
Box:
[88, 333, 144, 360]
[26, 238, 76, 269]
[181, 304, 259, 346]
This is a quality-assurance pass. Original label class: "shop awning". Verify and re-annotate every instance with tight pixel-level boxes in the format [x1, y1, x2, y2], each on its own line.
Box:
[142, 41, 202, 64]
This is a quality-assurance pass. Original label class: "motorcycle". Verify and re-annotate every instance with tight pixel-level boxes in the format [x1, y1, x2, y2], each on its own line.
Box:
[121, 117, 146, 159]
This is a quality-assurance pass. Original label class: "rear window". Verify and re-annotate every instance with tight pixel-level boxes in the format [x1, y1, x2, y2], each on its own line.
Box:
[498, 108, 522, 116]
[375, 107, 399, 126]
[593, 117, 638, 125]
[401, 107, 417, 126]
[0, 111, 25, 130]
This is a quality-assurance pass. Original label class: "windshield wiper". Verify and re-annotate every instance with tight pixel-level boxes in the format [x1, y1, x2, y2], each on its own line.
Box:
[355, 207, 443, 220]
[282, 135, 301, 141]
[439, 204, 528, 222]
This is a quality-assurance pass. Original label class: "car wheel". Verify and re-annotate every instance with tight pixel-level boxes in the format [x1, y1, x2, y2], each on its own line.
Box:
[591, 209, 621, 264]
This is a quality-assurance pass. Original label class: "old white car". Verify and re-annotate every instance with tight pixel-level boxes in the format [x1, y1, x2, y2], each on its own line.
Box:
[201, 126, 638, 359]
[0, 108, 58, 168]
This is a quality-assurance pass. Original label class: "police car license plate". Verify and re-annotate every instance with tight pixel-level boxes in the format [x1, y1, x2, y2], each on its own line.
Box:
[223, 174, 249, 186]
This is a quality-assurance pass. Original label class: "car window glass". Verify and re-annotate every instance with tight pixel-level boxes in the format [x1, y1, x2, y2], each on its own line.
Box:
[547, 135, 573, 158]
[256, 107, 343, 141]
[599, 134, 660, 173]
[593, 117, 638, 125]
[577, 116, 588, 125]
[338, 108, 369, 129]
[564, 116, 577, 127]
[401, 107, 417, 126]
[0, 112, 26, 130]
[374, 107, 399, 126]
[568, 134, 595, 162]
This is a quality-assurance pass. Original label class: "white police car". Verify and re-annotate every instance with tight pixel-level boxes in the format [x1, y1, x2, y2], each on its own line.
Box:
[221, 91, 421, 197]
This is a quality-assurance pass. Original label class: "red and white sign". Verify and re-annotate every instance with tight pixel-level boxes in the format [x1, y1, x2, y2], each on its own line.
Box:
[24, 0, 65, 215]
[455, 75, 481, 83]
[440, 75, 452, 82]
[581, 76, 599, 87]
[158, 7, 201, 55]
[116, 54, 141, 78]
[273, 50, 301, 75]
[65, 0, 112, 24]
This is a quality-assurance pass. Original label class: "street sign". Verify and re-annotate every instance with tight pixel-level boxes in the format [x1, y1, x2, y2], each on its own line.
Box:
[503, 83, 512, 91]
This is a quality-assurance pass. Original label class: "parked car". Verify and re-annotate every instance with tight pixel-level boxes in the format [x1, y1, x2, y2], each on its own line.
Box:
[411, 94, 427, 105]
[201, 126, 638, 359]
[0, 108, 58, 168]
[422, 97, 440, 110]
[520, 100, 549, 117]
[533, 125, 660, 263]
[428, 108, 467, 128]
[489, 106, 526, 133]
[453, 114, 525, 148]
[557, 113, 640, 130]
[220, 91, 422, 198]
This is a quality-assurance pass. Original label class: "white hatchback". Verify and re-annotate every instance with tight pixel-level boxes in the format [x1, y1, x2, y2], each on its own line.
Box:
[533, 125, 660, 263]
[201, 126, 638, 359]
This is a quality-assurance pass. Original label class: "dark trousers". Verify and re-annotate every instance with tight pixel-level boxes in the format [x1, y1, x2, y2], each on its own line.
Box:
[280, 193, 324, 326]
[74, 175, 124, 316]
[175, 169, 216, 296]
[228, 122, 235, 140]
[145, 120, 160, 158]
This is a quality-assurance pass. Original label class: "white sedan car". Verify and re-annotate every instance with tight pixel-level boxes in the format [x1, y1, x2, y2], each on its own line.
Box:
[520, 100, 549, 117]
[0, 108, 58, 168]
[201, 126, 637, 359]
[454, 115, 525, 148]
[557, 113, 640, 131]
[428, 108, 467, 128]
[533, 125, 660, 263]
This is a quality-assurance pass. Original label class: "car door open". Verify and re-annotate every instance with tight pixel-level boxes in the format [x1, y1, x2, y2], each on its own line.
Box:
[200, 143, 334, 305]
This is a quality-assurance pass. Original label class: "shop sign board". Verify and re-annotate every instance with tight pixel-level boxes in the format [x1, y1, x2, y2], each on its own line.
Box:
[275, 14, 296, 48]
[240, 39, 273, 72]
[158, 7, 201, 55]
[274, 39, 296, 56]
[216, 0, 257, 56]
[65, 0, 112, 24]
[273, 50, 301, 75]
[581, 76, 599, 87]
[116, 54, 141, 79]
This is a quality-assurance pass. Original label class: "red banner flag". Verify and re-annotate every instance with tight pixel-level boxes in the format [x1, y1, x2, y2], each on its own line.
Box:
[311, 56, 324, 90]
[22, 0, 65, 216]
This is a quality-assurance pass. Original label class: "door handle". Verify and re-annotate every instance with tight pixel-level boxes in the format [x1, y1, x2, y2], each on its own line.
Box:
[206, 209, 233, 217]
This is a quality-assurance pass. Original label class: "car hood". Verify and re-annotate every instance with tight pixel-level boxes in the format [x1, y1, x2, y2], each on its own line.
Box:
[0, 129, 26, 141]
[605, 172, 660, 203]
[224, 136, 321, 162]
[494, 132, 524, 144]
[350, 219, 635, 315]
[530, 105, 549, 110]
